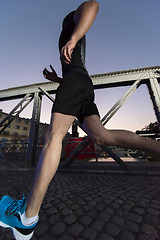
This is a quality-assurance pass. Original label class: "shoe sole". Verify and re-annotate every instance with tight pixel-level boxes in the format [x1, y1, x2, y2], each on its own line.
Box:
[0, 221, 34, 240]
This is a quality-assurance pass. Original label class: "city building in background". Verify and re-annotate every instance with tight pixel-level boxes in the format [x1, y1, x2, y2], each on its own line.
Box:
[0, 109, 49, 142]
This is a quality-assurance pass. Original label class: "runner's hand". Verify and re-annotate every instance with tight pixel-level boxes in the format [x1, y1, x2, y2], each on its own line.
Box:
[60, 40, 76, 65]
[43, 65, 58, 81]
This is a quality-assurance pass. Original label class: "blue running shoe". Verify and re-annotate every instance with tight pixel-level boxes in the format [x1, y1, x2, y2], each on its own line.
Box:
[0, 195, 38, 240]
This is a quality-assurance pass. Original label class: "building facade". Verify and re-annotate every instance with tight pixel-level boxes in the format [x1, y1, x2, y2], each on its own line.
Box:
[0, 109, 49, 142]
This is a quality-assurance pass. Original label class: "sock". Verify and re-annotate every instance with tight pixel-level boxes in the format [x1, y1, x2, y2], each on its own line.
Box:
[21, 212, 38, 226]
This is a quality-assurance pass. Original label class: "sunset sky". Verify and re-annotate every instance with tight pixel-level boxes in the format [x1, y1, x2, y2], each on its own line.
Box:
[1, 0, 160, 134]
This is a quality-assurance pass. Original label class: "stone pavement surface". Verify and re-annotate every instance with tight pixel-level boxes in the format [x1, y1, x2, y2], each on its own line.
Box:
[0, 168, 160, 240]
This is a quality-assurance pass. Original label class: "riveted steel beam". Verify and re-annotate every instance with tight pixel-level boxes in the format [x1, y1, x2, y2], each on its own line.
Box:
[0, 93, 33, 134]
[0, 66, 160, 101]
[25, 92, 42, 168]
[147, 77, 160, 125]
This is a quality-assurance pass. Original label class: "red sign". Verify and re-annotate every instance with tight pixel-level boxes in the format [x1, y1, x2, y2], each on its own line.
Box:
[64, 137, 96, 159]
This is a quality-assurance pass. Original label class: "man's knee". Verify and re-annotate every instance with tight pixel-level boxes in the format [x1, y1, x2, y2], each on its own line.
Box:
[47, 131, 63, 141]
[94, 137, 105, 146]
[91, 130, 112, 146]
[91, 134, 106, 146]
[43, 131, 63, 151]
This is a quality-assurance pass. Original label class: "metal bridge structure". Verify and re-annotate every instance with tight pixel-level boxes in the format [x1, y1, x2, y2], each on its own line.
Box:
[0, 65, 160, 170]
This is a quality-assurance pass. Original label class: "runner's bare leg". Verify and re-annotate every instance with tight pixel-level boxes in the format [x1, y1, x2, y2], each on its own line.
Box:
[25, 113, 75, 218]
[82, 115, 160, 156]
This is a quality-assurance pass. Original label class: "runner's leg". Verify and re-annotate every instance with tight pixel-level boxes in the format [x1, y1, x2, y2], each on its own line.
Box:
[82, 115, 160, 156]
[25, 112, 75, 218]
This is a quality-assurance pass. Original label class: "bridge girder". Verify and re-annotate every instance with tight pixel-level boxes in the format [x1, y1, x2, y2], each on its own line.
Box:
[0, 65, 160, 168]
[0, 65, 160, 101]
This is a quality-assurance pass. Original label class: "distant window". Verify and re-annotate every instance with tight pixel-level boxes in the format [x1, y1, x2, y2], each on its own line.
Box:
[16, 118, 21, 123]
[24, 120, 28, 125]
[14, 125, 20, 129]
[3, 131, 9, 135]
[13, 132, 18, 136]
[39, 127, 43, 131]
[22, 133, 26, 136]
[23, 127, 28, 131]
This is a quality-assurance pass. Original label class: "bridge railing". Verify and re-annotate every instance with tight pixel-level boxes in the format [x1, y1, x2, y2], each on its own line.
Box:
[0, 140, 28, 163]
[0, 65, 160, 168]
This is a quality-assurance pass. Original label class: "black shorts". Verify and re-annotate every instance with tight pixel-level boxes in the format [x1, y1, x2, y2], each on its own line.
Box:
[52, 72, 100, 124]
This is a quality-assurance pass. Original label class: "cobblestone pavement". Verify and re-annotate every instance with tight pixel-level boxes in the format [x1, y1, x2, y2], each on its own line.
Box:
[0, 169, 160, 240]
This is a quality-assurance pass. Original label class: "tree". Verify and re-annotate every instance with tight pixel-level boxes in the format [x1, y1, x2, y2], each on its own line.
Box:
[142, 122, 160, 133]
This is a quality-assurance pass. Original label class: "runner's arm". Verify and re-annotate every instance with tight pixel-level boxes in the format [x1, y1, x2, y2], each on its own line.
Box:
[61, 1, 99, 64]
[72, 1, 99, 44]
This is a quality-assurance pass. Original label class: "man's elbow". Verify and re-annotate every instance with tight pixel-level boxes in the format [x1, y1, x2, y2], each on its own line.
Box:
[89, 1, 99, 12]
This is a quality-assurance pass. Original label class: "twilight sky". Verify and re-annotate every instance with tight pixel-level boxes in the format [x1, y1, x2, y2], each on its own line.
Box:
[0, 0, 160, 134]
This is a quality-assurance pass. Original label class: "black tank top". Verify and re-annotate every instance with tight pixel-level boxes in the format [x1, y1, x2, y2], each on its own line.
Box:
[59, 11, 89, 77]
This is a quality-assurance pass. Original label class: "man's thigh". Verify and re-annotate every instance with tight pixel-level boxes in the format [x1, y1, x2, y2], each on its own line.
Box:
[50, 112, 75, 138]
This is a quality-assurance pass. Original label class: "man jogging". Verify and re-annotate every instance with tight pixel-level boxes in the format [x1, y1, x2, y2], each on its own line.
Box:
[0, 1, 160, 239]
